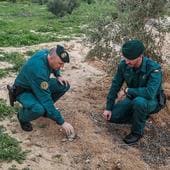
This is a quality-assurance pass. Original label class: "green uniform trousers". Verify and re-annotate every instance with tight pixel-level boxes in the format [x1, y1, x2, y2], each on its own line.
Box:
[17, 78, 70, 122]
[109, 97, 158, 135]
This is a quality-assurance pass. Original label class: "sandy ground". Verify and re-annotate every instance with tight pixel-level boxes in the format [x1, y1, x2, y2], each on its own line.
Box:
[0, 39, 169, 170]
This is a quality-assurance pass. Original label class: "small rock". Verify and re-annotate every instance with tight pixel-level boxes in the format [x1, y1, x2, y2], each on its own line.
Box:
[114, 160, 123, 170]
[11, 129, 17, 134]
[160, 146, 167, 154]
[34, 143, 43, 147]
[23, 140, 32, 147]
[22, 167, 31, 170]
[85, 159, 90, 164]
[61, 138, 67, 142]
[30, 156, 37, 162]
[67, 133, 77, 141]
[160, 122, 166, 127]
[37, 153, 42, 157]
[71, 65, 79, 69]
[97, 163, 101, 168]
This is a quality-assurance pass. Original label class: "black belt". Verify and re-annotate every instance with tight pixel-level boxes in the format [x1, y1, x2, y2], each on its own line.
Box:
[7, 84, 32, 107]
[14, 85, 32, 97]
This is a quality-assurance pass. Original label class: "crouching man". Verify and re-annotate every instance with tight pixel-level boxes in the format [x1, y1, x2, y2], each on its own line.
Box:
[7, 45, 75, 137]
[103, 39, 164, 144]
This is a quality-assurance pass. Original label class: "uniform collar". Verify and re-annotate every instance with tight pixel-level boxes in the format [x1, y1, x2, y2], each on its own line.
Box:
[43, 50, 52, 71]
[125, 56, 148, 73]
[139, 56, 148, 73]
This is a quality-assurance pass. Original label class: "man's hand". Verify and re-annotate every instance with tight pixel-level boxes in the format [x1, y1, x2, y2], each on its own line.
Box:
[61, 122, 75, 136]
[58, 76, 69, 86]
[117, 89, 126, 101]
[103, 110, 112, 121]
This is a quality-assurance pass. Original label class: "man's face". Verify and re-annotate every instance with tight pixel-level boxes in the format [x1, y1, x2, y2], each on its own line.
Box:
[50, 55, 64, 70]
[124, 56, 141, 68]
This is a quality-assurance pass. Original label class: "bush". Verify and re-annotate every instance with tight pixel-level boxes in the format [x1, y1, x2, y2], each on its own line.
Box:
[0, 131, 26, 163]
[0, 99, 16, 120]
[0, 52, 26, 72]
[86, 0, 169, 73]
[81, 0, 95, 4]
[47, 0, 80, 17]
[32, 0, 48, 5]
[8, 0, 16, 2]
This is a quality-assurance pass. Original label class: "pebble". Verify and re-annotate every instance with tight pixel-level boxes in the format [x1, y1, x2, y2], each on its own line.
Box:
[85, 159, 90, 164]
[67, 133, 77, 141]
[160, 146, 167, 154]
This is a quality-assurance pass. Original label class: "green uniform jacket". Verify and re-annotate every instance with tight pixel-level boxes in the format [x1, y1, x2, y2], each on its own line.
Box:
[14, 50, 64, 125]
[106, 56, 162, 111]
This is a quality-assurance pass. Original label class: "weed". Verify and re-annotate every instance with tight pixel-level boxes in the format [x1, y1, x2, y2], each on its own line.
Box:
[0, 1, 117, 46]
[26, 50, 37, 56]
[0, 52, 26, 72]
[0, 99, 16, 120]
[0, 132, 26, 163]
[0, 69, 8, 78]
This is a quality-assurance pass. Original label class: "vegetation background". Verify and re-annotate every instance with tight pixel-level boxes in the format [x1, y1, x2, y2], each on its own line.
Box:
[0, 0, 169, 169]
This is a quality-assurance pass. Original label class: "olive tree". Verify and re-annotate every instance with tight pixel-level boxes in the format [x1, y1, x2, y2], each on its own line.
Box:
[86, 0, 169, 73]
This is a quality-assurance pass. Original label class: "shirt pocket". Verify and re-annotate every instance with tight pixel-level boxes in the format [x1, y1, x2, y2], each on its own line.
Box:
[124, 72, 133, 86]
[139, 74, 148, 86]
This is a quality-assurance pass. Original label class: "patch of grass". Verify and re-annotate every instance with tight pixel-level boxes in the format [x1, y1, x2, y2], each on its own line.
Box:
[0, 68, 8, 78]
[8, 165, 19, 170]
[0, 131, 26, 163]
[0, 99, 16, 120]
[25, 50, 37, 57]
[37, 124, 47, 128]
[0, 1, 116, 46]
[0, 125, 6, 133]
[0, 52, 26, 72]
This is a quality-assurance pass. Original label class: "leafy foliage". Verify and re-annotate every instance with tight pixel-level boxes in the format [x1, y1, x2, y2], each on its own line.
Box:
[32, 0, 48, 4]
[0, 1, 101, 46]
[0, 69, 8, 78]
[81, 0, 94, 4]
[47, 0, 80, 17]
[0, 52, 26, 72]
[0, 131, 26, 163]
[0, 99, 16, 120]
[86, 0, 169, 73]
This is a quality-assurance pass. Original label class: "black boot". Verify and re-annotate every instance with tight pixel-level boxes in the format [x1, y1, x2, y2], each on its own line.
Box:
[17, 113, 33, 132]
[123, 132, 142, 144]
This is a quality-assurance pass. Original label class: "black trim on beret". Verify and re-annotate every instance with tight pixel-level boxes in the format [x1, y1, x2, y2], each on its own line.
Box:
[56, 45, 70, 63]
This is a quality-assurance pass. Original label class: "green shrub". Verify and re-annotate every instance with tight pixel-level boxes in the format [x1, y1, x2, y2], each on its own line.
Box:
[86, 0, 169, 73]
[32, 0, 48, 5]
[0, 99, 16, 120]
[8, 0, 17, 3]
[0, 52, 26, 72]
[0, 132, 26, 163]
[81, 0, 94, 4]
[47, 0, 80, 17]
[0, 69, 8, 78]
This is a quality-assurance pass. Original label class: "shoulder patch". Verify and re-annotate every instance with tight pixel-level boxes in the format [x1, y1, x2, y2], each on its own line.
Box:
[153, 69, 161, 73]
[40, 81, 49, 90]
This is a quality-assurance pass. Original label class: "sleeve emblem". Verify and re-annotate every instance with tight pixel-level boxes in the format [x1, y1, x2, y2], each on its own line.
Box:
[40, 81, 49, 90]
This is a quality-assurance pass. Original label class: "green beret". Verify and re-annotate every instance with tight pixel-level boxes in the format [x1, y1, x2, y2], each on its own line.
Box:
[56, 45, 70, 63]
[122, 39, 145, 60]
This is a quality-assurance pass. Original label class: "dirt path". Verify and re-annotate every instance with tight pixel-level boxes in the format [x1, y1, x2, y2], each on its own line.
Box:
[0, 40, 169, 170]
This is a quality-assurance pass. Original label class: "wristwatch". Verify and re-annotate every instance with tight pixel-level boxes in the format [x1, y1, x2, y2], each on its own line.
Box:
[124, 88, 133, 99]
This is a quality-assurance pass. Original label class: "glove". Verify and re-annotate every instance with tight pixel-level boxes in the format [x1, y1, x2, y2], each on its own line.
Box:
[61, 122, 75, 137]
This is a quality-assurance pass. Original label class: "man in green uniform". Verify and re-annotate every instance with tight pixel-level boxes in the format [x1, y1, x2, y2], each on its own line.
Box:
[9, 45, 75, 137]
[103, 39, 163, 144]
